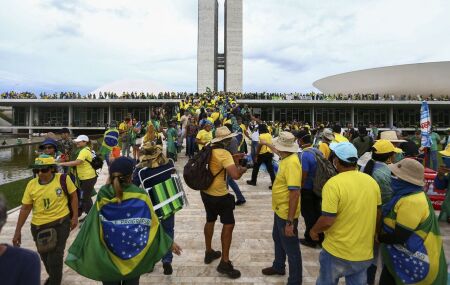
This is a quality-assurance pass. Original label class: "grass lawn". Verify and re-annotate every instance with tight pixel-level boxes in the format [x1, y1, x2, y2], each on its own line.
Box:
[0, 177, 32, 210]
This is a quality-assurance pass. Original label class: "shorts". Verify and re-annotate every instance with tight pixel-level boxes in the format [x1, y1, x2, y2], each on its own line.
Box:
[200, 192, 235, 224]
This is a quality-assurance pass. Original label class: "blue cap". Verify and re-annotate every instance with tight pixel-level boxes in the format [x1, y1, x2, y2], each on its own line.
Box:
[39, 138, 58, 150]
[109, 156, 135, 176]
[330, 142, 358, 163]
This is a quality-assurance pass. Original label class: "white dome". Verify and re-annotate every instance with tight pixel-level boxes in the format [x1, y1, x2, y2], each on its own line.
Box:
[91, 79, 168, 96]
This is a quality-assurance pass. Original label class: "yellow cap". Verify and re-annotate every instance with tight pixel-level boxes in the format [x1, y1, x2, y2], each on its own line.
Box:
[373, 139, 403, 154]
[440, 144, 450, 157]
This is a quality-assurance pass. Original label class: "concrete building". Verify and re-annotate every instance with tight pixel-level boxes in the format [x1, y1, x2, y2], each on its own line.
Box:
[314, 61, 450, 97]
[197, 0, 243, 93]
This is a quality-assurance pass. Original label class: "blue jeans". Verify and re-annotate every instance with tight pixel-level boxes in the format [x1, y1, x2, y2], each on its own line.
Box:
[317, 250, 372, 285]
[227, 176, 245, 202]
[251, 141, 258, 161]
[161, 215, 175, 264]
[186, 136, 196, 157]
[272, 213, 302, 285]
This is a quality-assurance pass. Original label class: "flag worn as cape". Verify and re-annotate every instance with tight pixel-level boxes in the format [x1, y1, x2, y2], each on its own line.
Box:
[65, 184, 172, 282]
[381, 193, 447, 285]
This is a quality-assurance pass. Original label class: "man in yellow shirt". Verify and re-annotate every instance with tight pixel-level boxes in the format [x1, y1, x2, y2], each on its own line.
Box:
[318, 128, 335, 160]
[13, 155, 78, 285]
[332, 125, 349, 143]
[260, 132, 303, 285]
[310, 142, 381, 284]
[247, 124, 276, 188]
[200, 127, 247, 279]
[196, 121, 213, 150]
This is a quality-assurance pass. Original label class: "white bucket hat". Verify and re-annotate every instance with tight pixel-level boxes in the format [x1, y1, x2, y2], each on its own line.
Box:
[274, 131, 299, 153]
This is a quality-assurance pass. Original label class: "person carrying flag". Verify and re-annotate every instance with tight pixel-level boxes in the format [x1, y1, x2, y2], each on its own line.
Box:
[379, 158, 447, 284]
[65, 156, 182, 284]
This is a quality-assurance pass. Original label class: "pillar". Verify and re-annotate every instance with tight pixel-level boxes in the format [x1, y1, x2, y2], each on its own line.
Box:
[108, 105, 113, 124]
[389, 106, 394, 128]
[224, 0, 243, 92]
[351, 106, 355, 127]
[68, 104, 73, 128]
[28, 105, 33, 137]
[271, 105, 275, 122]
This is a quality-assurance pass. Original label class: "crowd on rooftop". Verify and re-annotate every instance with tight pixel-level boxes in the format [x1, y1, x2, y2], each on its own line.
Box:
[2, 90, 450, 101]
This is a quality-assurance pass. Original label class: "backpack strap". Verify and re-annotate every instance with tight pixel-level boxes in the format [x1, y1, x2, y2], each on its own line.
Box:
[60, 173, 69, 197]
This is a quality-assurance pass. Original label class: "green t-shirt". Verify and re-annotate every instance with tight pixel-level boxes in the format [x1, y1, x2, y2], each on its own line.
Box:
[430, 132, 441, 151]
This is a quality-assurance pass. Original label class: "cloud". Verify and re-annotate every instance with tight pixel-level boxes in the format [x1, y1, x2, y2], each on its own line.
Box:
[1, 0, 450, 93]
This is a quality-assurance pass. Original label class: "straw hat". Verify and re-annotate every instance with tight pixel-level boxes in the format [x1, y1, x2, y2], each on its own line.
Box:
[440, 144, 450, 157]
[273, 131, 299, 153]
[388, 158, 425, 186]
[379, 131, 406, 143]
[322, 128, 335, 141]
[372, 139, 402, 154]
[211, 126, 238, 144]
[138, 143, 169, 168]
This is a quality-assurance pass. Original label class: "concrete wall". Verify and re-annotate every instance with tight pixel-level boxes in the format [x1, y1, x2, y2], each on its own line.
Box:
[197, 0, 218, 93]
[224, 0, 243, 93]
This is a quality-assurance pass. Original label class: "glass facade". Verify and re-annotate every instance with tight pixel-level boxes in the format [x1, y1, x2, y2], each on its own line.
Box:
[73, 107, 108, 127]
[39, 107, 69, 126]
[355, 107, 388, 127]
[113, 107, 149, 123]
[274, 107, 312, 123]
[393, 107, 420, 128]
[314, 107, 351, 126]
[431, 107, 450, 128]
[13, 107, 28, 126]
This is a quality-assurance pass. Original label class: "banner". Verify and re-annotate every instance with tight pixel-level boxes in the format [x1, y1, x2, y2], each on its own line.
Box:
[420, 101, 432, 148]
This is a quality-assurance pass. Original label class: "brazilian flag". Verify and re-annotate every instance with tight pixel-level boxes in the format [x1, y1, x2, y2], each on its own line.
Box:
[65, 184, 172, 282]
[381, 195, 447, 285]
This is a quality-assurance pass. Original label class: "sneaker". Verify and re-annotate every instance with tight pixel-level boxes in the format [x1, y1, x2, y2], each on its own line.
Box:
[217, 260, 241, 279]
[163, 263, 173, 275]
[261, 267, 286, 276]
[235, 200, 246, 206]
[299, 238, 319, 249]
[246, 180, 256, 186]
[204, 250, 221, 264]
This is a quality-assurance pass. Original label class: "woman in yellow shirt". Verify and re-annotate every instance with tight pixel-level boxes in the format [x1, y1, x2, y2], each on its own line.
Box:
[59, 135, 98, 218]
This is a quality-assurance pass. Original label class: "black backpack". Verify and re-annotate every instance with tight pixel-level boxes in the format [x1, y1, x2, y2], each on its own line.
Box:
[183, 145, 224, 191]
[300, 148, 336, 197]
[60, 173, 82, 217]
[87, 150, 104, 171]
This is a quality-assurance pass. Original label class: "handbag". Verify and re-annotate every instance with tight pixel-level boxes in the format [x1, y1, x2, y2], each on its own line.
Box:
[36, 228, 58, 254]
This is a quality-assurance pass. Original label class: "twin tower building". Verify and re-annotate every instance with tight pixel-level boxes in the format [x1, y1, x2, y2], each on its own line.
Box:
[197, 0, 243, 93]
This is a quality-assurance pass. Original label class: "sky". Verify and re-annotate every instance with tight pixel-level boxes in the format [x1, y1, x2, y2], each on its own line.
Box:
[1, 0, 450, 94]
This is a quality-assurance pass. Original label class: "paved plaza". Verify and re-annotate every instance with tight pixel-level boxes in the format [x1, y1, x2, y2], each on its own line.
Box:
[2, 154, 450, 284]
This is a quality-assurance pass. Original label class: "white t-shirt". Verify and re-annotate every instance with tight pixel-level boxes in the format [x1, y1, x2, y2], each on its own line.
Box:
[251, 130, 259, 142]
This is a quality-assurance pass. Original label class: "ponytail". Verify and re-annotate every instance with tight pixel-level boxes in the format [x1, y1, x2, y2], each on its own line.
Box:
[363, 159, 375, 176]
[109, 172, 131, 202]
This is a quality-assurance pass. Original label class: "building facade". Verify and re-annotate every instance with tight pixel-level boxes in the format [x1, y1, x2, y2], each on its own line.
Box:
[198, 0, 243, 93]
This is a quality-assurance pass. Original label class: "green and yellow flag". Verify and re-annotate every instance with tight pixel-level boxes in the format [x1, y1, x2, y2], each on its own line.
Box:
[65, 184, 172, 282]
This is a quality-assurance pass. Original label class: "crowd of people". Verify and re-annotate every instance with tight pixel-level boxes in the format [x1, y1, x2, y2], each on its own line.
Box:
[1, 92, 450, 285]
[3, 90, 450, 101]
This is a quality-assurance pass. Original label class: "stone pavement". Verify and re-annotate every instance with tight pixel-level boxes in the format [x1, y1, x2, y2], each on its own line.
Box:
[2, 154, 450, 285]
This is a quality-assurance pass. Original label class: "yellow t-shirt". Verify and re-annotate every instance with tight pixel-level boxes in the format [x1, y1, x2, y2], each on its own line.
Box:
[272, 153, 302, 220]
[322, 170, 381, 261]
[386, 192, 430, 231]
[76, 147, 97, 180]
[259, 133, 273, 154]
[211, 112, 220, 122]
[205, 149, 235, 196]
[318, 142, 331, 159]
[333, 133, 349, 143]
[196, 130, 212, 150]
[22, 174, 77, 226]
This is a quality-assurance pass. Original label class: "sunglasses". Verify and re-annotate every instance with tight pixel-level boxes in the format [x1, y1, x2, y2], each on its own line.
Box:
[33, 168, 52, 174]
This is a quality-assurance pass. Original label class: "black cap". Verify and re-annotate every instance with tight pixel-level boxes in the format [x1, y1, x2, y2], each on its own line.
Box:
[294, 130, 309, 140]
[60, 128, 70, 134]
[399, 140, 419, 157]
